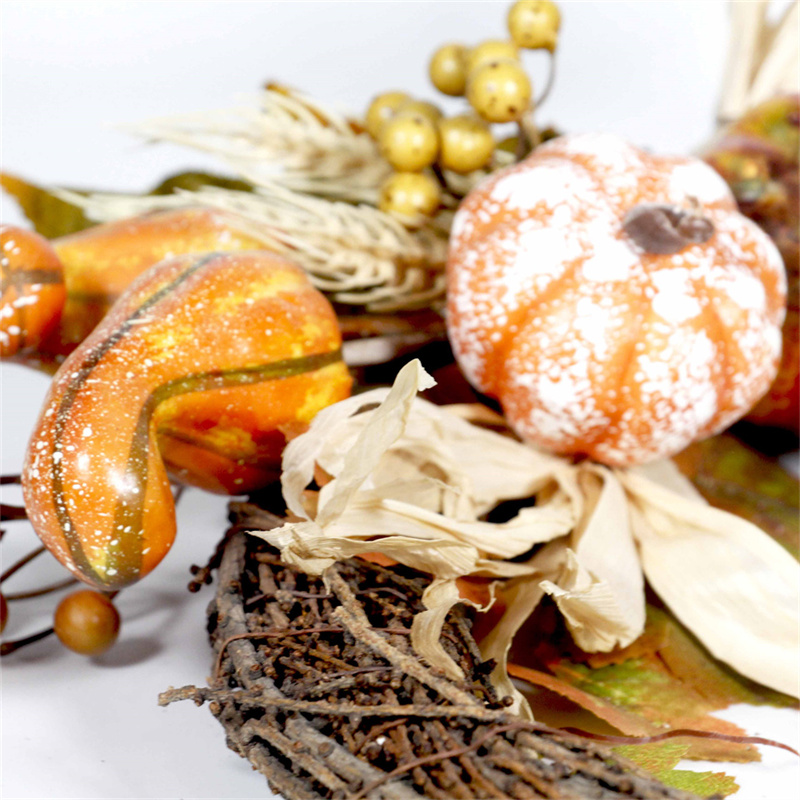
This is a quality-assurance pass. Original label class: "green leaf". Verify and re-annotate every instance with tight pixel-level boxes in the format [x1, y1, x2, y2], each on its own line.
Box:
[1, 171, 254, 239]
[674, 434, 800, 558]
[148, 171, 253, 196]
[613, 740, 689, 773]
[655, 768, 739, 796]
[1, 173, 94, 237]
[614, 741, 739, 796]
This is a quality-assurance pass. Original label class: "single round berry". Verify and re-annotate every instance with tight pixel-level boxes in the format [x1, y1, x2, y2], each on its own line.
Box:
[429, 43, 468, 96]
[379, 111, 440, 172]
[0, 593, 7, 634]
[466, 39, 520, 75]
[379, 172, 442, 222]
[438, 116, 495, 173]
[365, 91, 410, 139]
[467, 59, 532, 123]
[507, 0, 561, 51]
[54, 589, 120, 656]
[397, 99, 443, 126]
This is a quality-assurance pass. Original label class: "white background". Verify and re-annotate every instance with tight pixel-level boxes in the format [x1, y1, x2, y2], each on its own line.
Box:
[1, 1, 798, 799]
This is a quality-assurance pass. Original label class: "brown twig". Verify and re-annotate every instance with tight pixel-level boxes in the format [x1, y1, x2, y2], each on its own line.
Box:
[0, 627, 55, 656]
[0, 503, 28, 522]
[162, 507, 709, 800]
[350, 722, 533, 800]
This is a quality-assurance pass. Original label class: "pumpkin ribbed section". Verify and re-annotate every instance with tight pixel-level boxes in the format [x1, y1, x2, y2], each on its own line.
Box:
[446, 133, 786, 466]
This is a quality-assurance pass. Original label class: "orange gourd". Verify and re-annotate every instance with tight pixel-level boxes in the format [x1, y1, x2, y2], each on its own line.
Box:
[1, 226, 66, 361]
[23, 251, 351, 589]
[2, 208, 270, 371]
[447, 133, 787, 466]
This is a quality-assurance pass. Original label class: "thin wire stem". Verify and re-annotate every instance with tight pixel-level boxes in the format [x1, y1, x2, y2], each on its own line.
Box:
[1, 546, 46, 583]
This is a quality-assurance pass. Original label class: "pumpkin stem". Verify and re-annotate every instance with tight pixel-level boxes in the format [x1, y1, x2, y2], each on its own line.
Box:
[623, 203, 715, 254]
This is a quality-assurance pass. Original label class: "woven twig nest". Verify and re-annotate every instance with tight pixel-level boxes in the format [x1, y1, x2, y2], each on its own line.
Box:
[160, 501, 711, 800]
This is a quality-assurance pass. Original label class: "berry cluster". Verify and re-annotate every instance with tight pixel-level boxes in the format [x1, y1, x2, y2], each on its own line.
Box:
[369, 0, 561, 224]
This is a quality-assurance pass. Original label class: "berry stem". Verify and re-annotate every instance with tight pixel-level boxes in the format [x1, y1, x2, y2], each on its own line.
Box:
[0, 627, 54, 656]
[5, 578, 78, 601]
[0, 503, 28, 522]
[533, 50, 557, 109]
[0, 546, 46, 584]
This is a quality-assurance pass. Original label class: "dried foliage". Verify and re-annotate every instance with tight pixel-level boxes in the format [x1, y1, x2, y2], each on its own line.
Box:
[160, 512, 711, 800]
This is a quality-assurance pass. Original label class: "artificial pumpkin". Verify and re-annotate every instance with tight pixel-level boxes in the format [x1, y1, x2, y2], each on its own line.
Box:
[446, 133, 787, 467]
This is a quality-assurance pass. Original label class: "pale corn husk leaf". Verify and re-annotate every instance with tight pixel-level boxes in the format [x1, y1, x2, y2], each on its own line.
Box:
[479, 544, 564, 717]
[254, 360, 583, 681]
[411, 578, 465, 681]
[719, 0, 800, 122]
[540, 466, 646, 652]
[620, 460, 800, 698]
[254, 362, 800, 703]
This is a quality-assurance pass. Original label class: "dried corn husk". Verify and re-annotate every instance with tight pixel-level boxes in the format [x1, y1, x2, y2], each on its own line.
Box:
[253, 361, 800, 711]
[621, 461, 800, 698]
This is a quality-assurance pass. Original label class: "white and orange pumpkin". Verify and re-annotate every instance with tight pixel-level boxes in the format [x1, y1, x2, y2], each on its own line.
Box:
[446, 133, 787, 466]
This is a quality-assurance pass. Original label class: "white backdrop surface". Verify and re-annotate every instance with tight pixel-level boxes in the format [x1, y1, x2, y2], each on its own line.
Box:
[1, 2, 798, 799]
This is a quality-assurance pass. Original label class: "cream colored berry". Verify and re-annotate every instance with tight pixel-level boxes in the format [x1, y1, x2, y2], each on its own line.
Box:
[507, 0, 561, 51]
[365, 91, 410, 139]
[467, 59, 532, 123]
[429, 43, 468, 96]
[379, 172, 442, 222]
[438, 116, 495, 173]
[466, 40, 519, 75]
[379, 111, 439, 172]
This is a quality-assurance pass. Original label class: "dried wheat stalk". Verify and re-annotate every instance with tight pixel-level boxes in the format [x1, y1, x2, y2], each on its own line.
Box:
[126, 88, 391, 203]
[59, 85, 519, 311]
[59, 185, 449, 312]
[160, 503, 711, 800]
[718, 0, 799, 122]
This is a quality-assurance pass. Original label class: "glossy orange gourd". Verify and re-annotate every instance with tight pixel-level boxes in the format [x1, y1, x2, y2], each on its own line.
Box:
[447, 133, 787, 466]
[2, 208, 270, 371]
[1, 226, 66, 361]
[23, 251, 351, 590]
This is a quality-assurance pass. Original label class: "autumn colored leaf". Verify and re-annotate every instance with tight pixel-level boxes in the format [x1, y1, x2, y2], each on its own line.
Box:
[674, 434, 799, 558]
[612, 740, 689, 774]
[612, 739, 739, 795]
[509, 652, 758, 762]
[655, 769, 739, 797]
[1, 171, 253, 239]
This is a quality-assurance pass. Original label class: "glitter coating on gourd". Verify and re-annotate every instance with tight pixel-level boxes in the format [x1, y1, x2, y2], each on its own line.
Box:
[22, 251, 351, 590]
[1, 226, 66, 360]
[5, 208, 270, 371]
[446, 133, 787, 466]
